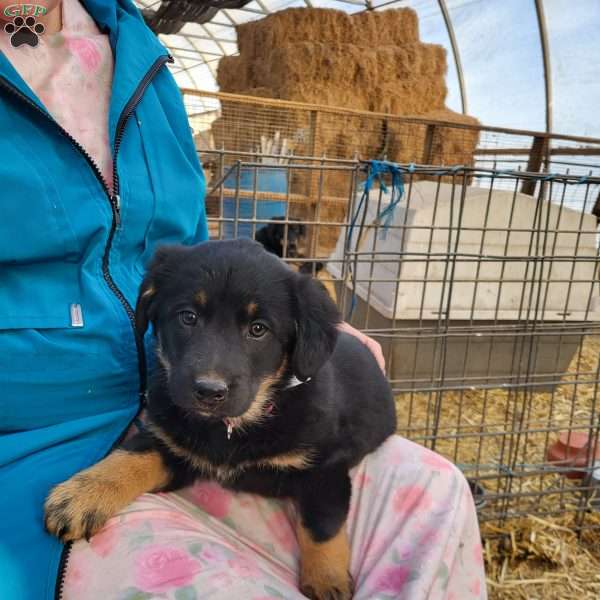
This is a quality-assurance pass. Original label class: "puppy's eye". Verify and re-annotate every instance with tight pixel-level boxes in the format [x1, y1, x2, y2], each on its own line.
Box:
[248, 321, 268, 339]
[179, 311, 198, 326]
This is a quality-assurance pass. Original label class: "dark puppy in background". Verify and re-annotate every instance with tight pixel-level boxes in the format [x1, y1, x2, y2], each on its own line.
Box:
[44, 239, 396, 600]
[255, 216, 324, 274]
[255, 215, 306, 258]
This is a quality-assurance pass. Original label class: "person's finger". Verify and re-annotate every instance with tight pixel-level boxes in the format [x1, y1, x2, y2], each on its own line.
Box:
[366, 337, 386, 373]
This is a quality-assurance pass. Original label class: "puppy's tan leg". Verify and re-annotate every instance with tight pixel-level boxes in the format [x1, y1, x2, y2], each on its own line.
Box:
[297, 521, 353, 600]
[44, 449, 170, 542]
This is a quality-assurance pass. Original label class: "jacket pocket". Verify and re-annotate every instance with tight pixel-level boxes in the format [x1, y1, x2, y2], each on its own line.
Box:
[0, 141, 82, 265]
[0, 261, 82, 330]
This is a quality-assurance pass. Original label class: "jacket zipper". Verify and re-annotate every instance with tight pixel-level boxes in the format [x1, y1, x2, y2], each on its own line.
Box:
[0, 52, 173, 600]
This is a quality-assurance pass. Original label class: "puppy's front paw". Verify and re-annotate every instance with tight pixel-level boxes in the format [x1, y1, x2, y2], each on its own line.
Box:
[298, 523, 353, 600]
[44, 449, 171, 542]
[300, 571, 354, 600]
[44, 473, 113, 542]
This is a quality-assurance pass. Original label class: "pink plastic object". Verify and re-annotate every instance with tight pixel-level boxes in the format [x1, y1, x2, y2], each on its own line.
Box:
[546, 431, 600, 479]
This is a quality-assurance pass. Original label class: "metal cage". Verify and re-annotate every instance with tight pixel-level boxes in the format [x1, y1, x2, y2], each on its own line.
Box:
[202, 148, 600, 532]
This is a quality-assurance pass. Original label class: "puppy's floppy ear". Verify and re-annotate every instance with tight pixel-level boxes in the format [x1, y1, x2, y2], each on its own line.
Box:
[135, 245, 181, 336]
[292, 274, 341, 381]
[254, 224, 279, 256]
[135, 273, 156, 337]
[254, 225, 269, 248]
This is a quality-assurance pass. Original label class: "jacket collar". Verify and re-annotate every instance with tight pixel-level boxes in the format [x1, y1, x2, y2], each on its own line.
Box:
[0, 51, 43, 109]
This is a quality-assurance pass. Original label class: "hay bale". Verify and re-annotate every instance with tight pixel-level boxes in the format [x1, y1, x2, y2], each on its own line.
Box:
[219, 42, 448, 113]
[235, 7, 420, 57]
[213, 7, 481, 255]
[216, 7, 479, 162]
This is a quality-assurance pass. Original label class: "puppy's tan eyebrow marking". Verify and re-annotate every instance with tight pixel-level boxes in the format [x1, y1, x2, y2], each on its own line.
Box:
[195, 290, 207, 306]
[247, 302, 258, 317]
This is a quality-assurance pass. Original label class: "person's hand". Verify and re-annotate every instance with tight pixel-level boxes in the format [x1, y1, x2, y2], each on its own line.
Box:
[337, 321, 386, 374]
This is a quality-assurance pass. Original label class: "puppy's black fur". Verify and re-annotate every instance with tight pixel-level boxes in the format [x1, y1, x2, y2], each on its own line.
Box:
[254, 216, 305, 258]
[254, 216, 323, 274]
[45, 239, 395, 599]
[133, 237, 394, 490]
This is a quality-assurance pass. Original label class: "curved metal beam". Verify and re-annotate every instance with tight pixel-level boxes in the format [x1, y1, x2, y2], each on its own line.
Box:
[534, 0, 553, 133]
[171, 53, 223, 81]
[437, 0, 467, 115]
[170, 53, 195, 88]
[253, 0, 271, 14]
[195, 23, 232, 79]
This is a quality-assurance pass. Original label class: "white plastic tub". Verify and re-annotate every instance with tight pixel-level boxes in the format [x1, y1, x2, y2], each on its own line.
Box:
[328, 181, 600, 387]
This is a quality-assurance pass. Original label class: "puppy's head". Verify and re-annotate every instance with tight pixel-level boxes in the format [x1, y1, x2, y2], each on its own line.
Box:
[136, 239, 339, 425]
[255, 217, 307, 258]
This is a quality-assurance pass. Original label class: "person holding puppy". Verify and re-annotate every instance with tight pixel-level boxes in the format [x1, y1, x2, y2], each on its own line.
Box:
[0, 0, 486, 598]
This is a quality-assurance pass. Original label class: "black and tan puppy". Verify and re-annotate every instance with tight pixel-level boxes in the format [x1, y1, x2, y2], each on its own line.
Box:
[44, 239, 396, 600]
[254, 216, 324, 275]
[254, 215, 306, 259]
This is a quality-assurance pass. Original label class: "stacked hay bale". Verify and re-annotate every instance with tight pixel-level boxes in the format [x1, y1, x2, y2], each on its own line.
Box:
[218, 9, 442, 111]
[213, 7, 480, 253]
[216, 7, 478, 160]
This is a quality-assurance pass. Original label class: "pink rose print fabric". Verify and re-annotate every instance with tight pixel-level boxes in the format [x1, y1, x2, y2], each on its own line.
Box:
[64, 436, 487, 599]
[0, 0, 114, 191]
[134, 545, 202, 593]
[187, 481, 233, 518]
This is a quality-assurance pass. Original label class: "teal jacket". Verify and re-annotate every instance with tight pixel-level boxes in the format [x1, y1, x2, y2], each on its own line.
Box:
[0, 1, 208, 598]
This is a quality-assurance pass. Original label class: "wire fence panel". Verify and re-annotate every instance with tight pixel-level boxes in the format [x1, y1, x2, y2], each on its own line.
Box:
[186, 90, 600, 531]
[183, 89, 600, 188]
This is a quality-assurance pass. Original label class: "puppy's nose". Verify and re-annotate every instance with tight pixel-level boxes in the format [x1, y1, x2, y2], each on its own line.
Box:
[194, 378, 228, 404]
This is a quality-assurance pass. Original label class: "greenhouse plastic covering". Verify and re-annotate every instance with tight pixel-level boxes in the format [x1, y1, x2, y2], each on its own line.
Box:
[135, 0, 600, 138]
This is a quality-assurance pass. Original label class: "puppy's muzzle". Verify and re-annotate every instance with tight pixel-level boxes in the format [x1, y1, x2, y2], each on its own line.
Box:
[193, 378, 229, 407]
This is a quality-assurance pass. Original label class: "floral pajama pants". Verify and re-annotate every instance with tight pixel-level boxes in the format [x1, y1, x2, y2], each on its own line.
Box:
[64, 435, 487, 599]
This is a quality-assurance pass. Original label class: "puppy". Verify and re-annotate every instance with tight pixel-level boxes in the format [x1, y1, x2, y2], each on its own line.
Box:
[44, 239, 396, 600]
[254, 216, 324, 274]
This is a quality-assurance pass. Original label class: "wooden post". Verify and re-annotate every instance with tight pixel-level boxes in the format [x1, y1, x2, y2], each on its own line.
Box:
[307, 109, 322, 195]
[422, 124, 436, 165]
[305, 109, 322, 254]
[592, 191, 600, 223]
[308, 109, 319, 157]
[521, 136, 549, 195]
